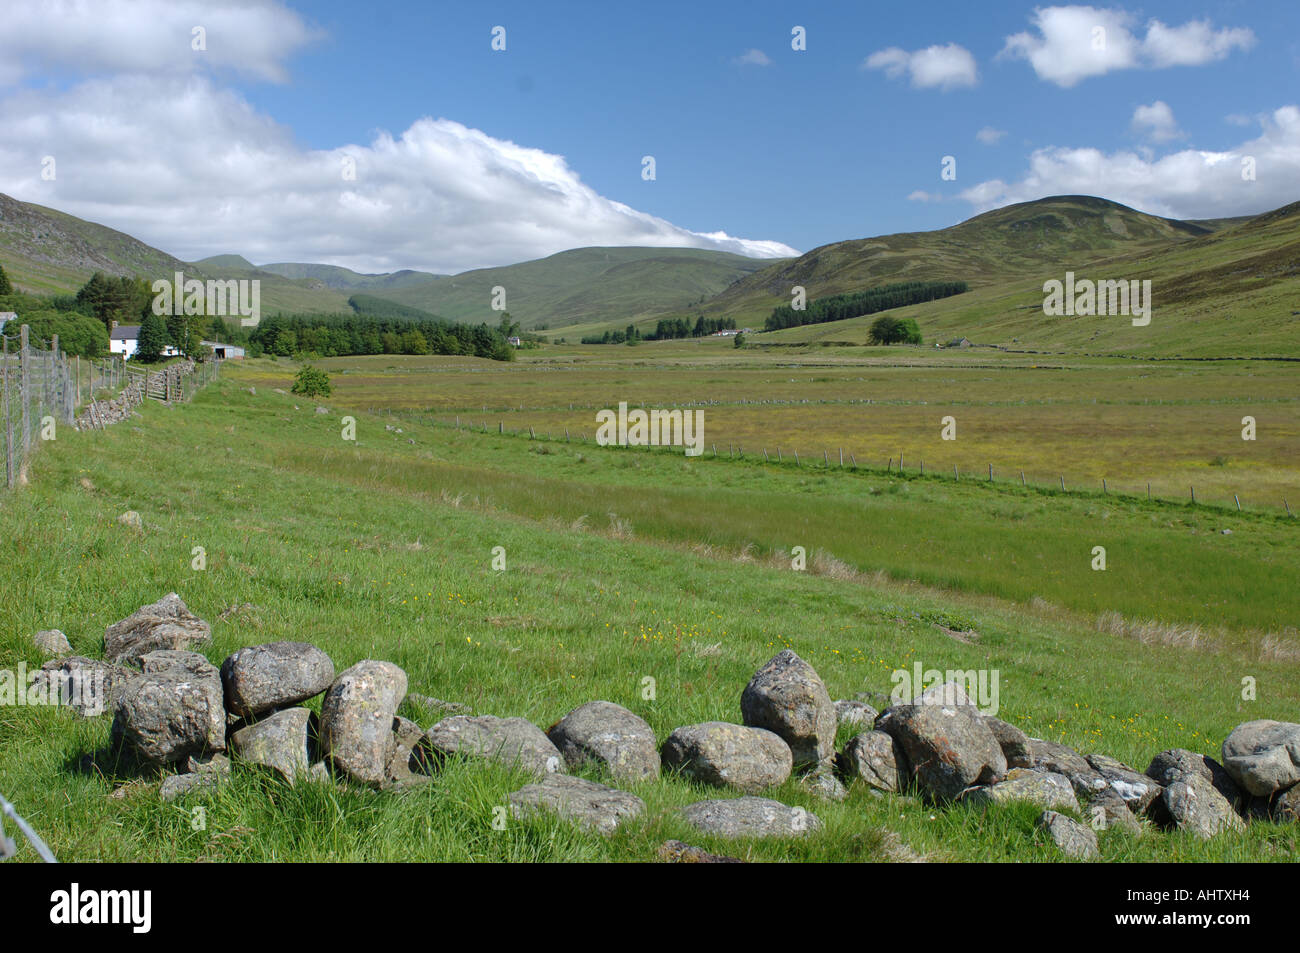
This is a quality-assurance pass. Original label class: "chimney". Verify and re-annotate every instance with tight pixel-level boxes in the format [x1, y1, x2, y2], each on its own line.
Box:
[111, 320, 118, 330]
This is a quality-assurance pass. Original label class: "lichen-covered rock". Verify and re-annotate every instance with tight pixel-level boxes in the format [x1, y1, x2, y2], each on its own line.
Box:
[661, 722, 792, 793]
[839, 730, 906, 792]
[740, 650, 837, 768]
[680, 797, 820, 839]
[1038, 810, 1098, 859]
[1271, 784, 1300, 822]
[800, 762, 848, 802]
[33, 629, 72, 658]
[960, 769, 1080, 812]
[547, 701, 659, 783]
[508, 774, 644, 834]
[1151, 773, 1245, 838]
[1145, 748, 1243, 810]
[319, 660, 407, 786]
[384, 715, 433, 789]
[1086, 753, 1162, 812]
[231, 707, 315, 783]
[221, 641, 335, 718]
[104, 593, 212, 664]
[1087, 787, 1143, 836]
[426, 715, 563, 778]
[876, 682, 1006, 802]
[38, 656, 131, 717]
[656, 840, 744, 863]
[985, 717, 1032, 769]
[159, 755, 230, 802]
[1026, 739, 1106, 797]
[834, 699, 877, 728]
[112, 670, 226, 764]
[1220, 720, 1300, 797]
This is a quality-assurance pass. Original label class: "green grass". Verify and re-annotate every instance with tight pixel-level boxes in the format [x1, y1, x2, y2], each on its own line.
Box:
[0, 376, 1296, 861]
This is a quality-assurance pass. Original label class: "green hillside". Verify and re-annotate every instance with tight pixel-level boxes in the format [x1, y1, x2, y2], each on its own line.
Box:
[703, 196, 1220, 326]
[259, 262, 443, 291]
[367, 246, 775, 330]
[752, 198, 1300, 357]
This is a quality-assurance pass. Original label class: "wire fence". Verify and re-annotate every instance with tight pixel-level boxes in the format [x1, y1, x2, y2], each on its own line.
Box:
[0, 791, 57, 862]
[2, 324, 220, 489]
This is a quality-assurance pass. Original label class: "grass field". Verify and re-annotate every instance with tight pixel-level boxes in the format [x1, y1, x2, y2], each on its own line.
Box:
[0, 367, 1296, 861]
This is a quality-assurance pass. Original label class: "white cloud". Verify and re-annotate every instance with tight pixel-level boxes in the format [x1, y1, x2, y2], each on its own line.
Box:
[1000, 6, 1255, 88]
[734, 49, 772, 67]
[907, 190, 943, 202]
[976, 127, 1007, 145]
[958, 105, 1300, 220]
[0, 75, 798, 273]
[864, 44, 978, 90]
[1131, 101, 1182, 143]
[0, 0, 320, 85]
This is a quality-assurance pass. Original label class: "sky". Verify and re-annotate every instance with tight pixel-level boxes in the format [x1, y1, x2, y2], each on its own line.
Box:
[0, 0, 1296, 274]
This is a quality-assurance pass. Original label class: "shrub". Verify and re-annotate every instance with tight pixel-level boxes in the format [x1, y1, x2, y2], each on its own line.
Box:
[291, 364, 332, 398]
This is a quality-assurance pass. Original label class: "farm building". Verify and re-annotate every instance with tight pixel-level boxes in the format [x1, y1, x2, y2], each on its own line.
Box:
[109, 324, 182, 359]
[202, 340, 245, 360]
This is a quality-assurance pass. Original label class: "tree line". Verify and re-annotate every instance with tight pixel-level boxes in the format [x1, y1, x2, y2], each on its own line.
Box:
[249, 313, 515, 361]
[764, 280, 968, 331]
[580, 313, 736, 344]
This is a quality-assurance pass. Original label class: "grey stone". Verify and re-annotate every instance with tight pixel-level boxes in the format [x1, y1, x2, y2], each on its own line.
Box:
[117, 510, 143, 530]
[1086, 753, 1162, 812]
[426, 714, 563, 778]
[231, 707, 315, 783]
[839, 730, 906, 792]
[33, 629, 72, 658]
[160, 754, 231, 802]
[1221, 720, 1300, 797]
[800, 762, 848, 802]
[680, 797, 821, 839]
[1087, 788, 1143, 836]
[137, 649, 218, 679]
[112, 670, 226, 764]
[1026, 739, 1107, 797]
[661, 722, 792, 793]
[319, 660, 408, 786]
[876, 682, 1006, 802]
[1153, 773, 1245, 838]
[961, 769, 1080, 812]
[834, 699, 877, 728]
[986, 717, 1032, 769]
[508, 774, 645, 834]
[547, 700, 659, 783]
[1271, 784, 1300, 822]
[39, 656, 131, 717]
[741, 650, 837, 767]
[1145, 748, 1243, 809]
[657, 840, 744, 863]
[385, 715, 433, 789]
[104, 593, 212, 664]
[1038, 810, 1099, 859]
[221, 641, 335, 718]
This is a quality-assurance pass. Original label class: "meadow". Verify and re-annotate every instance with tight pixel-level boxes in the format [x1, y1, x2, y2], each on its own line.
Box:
[0, 366, 1296, 862]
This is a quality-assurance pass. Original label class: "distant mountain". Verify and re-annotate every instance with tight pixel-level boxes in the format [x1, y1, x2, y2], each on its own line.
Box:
[701, 196, 1220, 325]
[258, 262, 444, 291]
[363, 246, 775, 330]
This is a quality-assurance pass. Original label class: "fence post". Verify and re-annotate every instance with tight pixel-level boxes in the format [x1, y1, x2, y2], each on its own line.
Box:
[19, 325, 30, 467]
[3, 334, 11, 489]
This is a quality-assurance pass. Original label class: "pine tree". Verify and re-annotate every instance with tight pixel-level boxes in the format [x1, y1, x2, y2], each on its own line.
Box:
[135, 313, 170, 363]
[0, 262, 12, 295]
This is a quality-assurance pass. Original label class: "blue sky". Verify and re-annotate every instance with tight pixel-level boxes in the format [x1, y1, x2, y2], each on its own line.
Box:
[0, 0, 1296, 272]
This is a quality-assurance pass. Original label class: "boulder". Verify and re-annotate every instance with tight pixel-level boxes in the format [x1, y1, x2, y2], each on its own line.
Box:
[39, 656, 131, 717]
[160, 758, 230, 802]
[1271, 784, 1300, 823]
[661, 722, 792, 793]
[1220, 720, 1300, 797]
[740, 650, 837, 767]
[680, 797, 821, 838]
[112, 670, 226, 764]
[117, 510, 143, 530]
[799, 762, 848, 802]
[231, 707, 315, 783]
[1025, 739, 1106, 797]
[319, 660, 408, 786]
[960, 769, 1080, 812]
[876, 682, 1006, 802]
[104, 593, 212, 664]
[839, 730, 906, 792]
[33, 629, 72, 658]
[385, 715, 433, 789]
[221, 641, 335, 718]
[834, 699, 877, 728]
[985, 717, 1032, 769]
[1038, 810, 1098, 859]
[426, 714, 562, 778]
[1145, 748, 1242, 809]
[137, 649, 218, 679]
[508, 775, 645, 835]
[1087, 788, 1143, 836]
[1086, 753, 1162, 812]
[1151, 773, 1245, 838]
[547, 701, 659, 783]
[656, 840, 744, 863]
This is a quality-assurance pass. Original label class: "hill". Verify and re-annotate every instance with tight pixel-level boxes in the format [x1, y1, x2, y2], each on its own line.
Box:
[701, 196, 1217, 326]
[258, 262, 444, 291]
[365, 246, 774, 330]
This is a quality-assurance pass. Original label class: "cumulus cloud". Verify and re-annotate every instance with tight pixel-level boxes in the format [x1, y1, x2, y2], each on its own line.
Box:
[907, 190, 943, 202]
[734, 49, 772, 67]
[864, 43, 978, 90]
[0, 0, 320, 85]
[976, 127, 1007, 145]
[1131, 101, 1182, 143]
[958, 105, 1300, 220]
[0, 75, 798, 273]
[1000, 6, 1255, 88]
